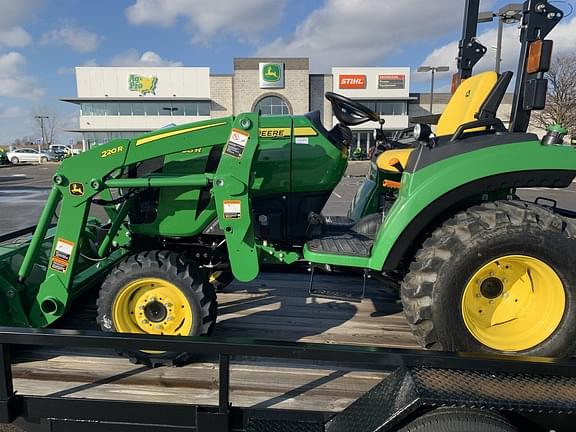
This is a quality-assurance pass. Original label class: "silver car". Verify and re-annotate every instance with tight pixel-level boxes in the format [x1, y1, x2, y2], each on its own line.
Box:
[6, 148, 54, 164]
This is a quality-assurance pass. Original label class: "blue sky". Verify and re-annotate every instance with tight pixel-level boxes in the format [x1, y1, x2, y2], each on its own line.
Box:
[0, 0, 574, 145]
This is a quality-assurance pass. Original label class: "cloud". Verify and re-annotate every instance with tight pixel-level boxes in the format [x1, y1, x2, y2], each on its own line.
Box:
[0, 27, 32, 48]
[108, 49, 183, 66]
[0, 0, 45, 29]
[417, 15, 576, 85]
[125, 0, 286, 44]
[0, 105, 26, 119]
[0, 52, 45, 100]
[256, 0, 495, 72]
[87, 49, 183, 67]
[39, 23, 102, 53]
[0, 105, 29, 119]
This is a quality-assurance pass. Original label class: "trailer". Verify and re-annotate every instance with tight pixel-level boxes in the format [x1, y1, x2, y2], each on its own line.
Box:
[0, 0, 575, 430]
[0, 326, 576, 431]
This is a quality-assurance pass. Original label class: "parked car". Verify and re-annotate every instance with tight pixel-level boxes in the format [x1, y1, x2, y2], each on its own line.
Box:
[0, 150, 9, 166]
[49, 144, 80, 156]
[6, 148, 55, 164]
[45, 149, 65, 162]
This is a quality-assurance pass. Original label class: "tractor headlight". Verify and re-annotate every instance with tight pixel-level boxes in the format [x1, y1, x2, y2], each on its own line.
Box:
[414, 123, 432, 142]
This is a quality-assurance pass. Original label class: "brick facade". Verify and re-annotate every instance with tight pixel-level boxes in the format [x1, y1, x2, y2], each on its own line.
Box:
[232, 58, 309, 116]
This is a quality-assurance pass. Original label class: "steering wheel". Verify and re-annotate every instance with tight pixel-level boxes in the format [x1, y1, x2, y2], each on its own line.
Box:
[325, 92, 381, 126]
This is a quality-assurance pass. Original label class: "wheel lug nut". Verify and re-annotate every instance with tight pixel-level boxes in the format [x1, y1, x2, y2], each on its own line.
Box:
[141, 319, 149, 324]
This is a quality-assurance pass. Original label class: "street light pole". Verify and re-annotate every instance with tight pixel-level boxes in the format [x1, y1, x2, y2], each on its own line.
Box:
[495, 19, 504, 73]
[478, 4, 523, 74]
[417, 66, 450, 114]
[429, 69, 436, 113]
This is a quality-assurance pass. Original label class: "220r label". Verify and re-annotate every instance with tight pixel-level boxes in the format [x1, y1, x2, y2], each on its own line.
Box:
[101, 145, 124, 158]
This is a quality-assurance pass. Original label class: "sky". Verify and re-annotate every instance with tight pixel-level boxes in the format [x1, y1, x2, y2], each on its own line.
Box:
[0, 0, 575, 145]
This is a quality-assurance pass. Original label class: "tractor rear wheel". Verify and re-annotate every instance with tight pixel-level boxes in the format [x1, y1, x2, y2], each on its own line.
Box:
[401, 200, 576, 357]
[397, 408, 519, 432]
[97, 250, 217, 366]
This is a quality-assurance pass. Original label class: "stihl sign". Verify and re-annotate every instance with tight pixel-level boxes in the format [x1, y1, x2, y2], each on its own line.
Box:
[339, 74, 366, 89]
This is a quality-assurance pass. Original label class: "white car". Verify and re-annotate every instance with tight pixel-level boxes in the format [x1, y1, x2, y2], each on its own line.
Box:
[49, 144, 81, 155]
[7, 148, 54, 164]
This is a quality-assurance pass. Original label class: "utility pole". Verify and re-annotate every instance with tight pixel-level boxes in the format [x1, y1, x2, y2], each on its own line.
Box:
[35, 115, 49, 149]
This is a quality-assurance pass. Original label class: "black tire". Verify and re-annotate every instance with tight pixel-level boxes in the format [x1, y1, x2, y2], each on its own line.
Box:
[40, 156, 48, 163]
[10, 157, 19, 165]
[401, 200, 576, 357]
[209, 270, 234, 292]
[397, 408, 518, 432]
[97, 250, 217, 366]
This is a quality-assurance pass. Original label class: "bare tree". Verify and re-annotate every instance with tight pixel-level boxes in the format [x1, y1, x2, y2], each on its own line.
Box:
[532, 53, 576, 136]
[33, 106, 62, 146]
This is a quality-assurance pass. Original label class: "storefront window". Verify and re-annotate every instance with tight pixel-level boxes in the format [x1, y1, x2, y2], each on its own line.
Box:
[79, 101, 211, 116]
[356, 100, 407, 116]
[132, 103, 145, 115]
[118, 102, 132, 115]
[253, 96, 290, 116]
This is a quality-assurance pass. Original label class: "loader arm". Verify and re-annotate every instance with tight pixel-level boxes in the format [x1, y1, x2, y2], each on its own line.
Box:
[16, 115, 265, 326]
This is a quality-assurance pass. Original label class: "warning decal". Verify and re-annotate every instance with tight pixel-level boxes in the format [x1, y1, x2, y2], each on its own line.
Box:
[50, 238, 75, 273]
[225, 129, 250, 158]
[223, 200, 242, 219]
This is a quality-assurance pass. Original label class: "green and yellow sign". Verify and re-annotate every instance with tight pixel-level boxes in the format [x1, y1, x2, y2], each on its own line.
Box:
[128, 74, 158, 95]
[259, 63, 284, 89]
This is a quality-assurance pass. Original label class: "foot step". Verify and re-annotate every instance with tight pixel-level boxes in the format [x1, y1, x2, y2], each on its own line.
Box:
[308, 267, 367, 303]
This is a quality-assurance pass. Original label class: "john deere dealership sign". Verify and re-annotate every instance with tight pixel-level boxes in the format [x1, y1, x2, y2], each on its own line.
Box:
[128, 74, 158, 95]
[259, 63, 284, 89]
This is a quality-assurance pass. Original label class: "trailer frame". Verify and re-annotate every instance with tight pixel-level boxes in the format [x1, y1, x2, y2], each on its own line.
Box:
[0, 327, 576, 431]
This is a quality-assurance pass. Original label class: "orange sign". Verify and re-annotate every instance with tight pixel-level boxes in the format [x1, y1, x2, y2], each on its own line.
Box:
[339, 74, 366, 89]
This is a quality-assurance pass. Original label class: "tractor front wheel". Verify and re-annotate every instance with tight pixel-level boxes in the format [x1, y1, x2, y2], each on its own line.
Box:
[401, 200, 576, 357]
[97, 250, 217, 366]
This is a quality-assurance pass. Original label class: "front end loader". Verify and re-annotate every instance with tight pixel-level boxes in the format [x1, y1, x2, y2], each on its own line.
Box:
[0, 0, 574, 366]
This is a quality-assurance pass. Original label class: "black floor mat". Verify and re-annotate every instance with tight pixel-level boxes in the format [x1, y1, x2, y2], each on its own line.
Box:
[307, 231, 373, 257]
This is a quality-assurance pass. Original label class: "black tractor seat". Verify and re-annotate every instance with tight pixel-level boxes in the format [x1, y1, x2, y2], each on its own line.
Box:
[305, 110, 353, 150]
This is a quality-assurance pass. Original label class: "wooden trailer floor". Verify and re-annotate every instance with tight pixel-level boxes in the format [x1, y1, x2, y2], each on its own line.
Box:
[11, 272, 419, 413]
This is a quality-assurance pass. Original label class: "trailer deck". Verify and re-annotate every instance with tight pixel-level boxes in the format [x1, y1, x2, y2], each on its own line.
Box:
[11, 272, 413, 412]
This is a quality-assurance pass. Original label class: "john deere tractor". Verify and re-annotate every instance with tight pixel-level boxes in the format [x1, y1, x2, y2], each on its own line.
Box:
[0, 0, 573, 365]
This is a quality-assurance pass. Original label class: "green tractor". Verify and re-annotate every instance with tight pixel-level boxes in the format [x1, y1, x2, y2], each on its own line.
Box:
[0, 0, 574, 365]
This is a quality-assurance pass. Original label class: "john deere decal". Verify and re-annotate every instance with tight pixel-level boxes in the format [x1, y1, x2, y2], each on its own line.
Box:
[128, 74, 158, 95]
[259, 63, 284, 89]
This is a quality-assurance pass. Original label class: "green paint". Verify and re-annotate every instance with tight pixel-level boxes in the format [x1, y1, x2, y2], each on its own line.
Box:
[367, 140, 576, 271]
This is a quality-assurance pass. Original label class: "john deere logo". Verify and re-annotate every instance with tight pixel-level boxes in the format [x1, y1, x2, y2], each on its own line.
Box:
[263, 64, 281, 82]
[128, 74, 158, 95]
[69, 182, 84, 196]
[259, 62, 284, 89]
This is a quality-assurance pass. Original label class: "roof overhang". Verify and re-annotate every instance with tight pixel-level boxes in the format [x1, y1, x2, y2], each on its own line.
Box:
[60, 97, 211, 103]
[65, 128, 153, 133]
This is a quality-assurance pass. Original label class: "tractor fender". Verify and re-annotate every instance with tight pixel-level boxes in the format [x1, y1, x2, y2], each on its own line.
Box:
[367, 140, 576, 273]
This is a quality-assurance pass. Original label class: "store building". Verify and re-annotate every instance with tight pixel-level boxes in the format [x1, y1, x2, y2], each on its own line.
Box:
[331, 67, 412, 152]
[62, 58, 415, 151]
[63, 58, 528, 153]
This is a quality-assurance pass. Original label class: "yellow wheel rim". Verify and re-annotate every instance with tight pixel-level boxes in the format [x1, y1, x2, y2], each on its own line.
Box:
[112, 277, 193, 337]
[462, 255, 565, 352]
